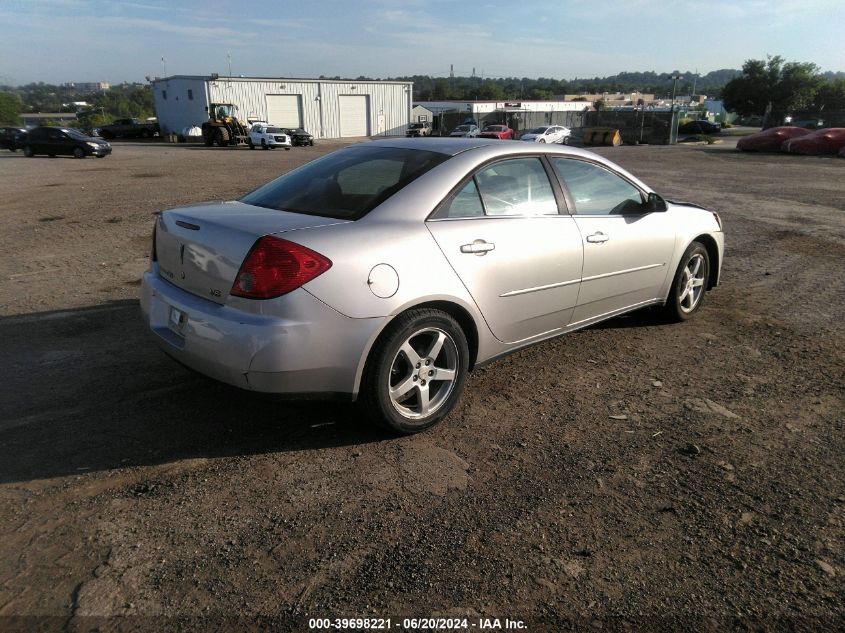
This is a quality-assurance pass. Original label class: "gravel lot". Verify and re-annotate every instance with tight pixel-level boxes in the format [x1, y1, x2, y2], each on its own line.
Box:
[0, 137, 843, 632]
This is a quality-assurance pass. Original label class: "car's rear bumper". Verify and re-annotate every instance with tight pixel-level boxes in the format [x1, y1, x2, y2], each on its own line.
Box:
[140, 270, 383, 398]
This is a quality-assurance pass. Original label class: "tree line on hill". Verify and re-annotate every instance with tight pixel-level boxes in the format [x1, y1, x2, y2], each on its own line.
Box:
[1, 59, 844, 127]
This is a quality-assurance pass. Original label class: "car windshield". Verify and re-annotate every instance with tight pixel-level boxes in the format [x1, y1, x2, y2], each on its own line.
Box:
[290, 128, 307, 134]
[530, 127, 549, 134]
[241, 146, 450, 220]
[409, 124, 424, 129]
[485, 126, 505, 131]
[62, 128, 91, 140]
[266, 127, 284, 133]
[455, 125, 470, 132]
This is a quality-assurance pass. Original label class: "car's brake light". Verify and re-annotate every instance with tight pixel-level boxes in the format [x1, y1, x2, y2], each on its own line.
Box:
[230, 236, 332, 299]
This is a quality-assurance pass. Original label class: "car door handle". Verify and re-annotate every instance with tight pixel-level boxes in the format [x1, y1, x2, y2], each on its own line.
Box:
[586, 232, 610, 243]
[460, 240, 496, 255]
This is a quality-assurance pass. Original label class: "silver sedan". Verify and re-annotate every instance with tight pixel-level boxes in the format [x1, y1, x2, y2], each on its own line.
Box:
[140, 138, 723, 434]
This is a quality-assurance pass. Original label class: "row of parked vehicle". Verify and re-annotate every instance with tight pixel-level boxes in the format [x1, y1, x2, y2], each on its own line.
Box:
[407, 121, 574, 144]
[1, 125, 111, 158]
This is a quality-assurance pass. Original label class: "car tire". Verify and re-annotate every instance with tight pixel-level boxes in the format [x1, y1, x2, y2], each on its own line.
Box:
[141, 129, 151, 139]
[360, 309, 469, 435]
[248, 140, 254, 149]
[23, 145, 34, 157]
[661, 241, 710, 322]
[261, 139, 268, 150]
[96, 154, 106, 158]
[73, 147, 85, 159]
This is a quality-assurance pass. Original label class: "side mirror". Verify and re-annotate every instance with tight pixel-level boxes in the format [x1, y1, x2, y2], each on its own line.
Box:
[645, 192, 667, 212]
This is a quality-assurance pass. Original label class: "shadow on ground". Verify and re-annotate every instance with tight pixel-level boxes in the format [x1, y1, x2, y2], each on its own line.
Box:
[0, 301, 385, 483]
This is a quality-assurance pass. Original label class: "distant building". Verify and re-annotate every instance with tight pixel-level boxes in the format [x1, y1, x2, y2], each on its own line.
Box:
[561, 92, 655, 107]
[150, 75, 412, 138]
[411, 105, 434, 123]
[64, 82, 111, 92]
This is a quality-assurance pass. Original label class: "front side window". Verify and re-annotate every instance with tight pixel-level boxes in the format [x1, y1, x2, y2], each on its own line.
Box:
[551, 158, 643, 215]
[241, 146, 449, 220]
[475, 158, 558, 216]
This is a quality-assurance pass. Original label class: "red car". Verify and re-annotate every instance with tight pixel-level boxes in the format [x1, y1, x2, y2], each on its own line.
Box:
[736, 126, 811, 152]
[478, 124, 514, 140]
[781, 128, 845, 155]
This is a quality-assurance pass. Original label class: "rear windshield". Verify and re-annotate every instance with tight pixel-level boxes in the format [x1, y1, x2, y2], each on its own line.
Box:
[530, 127, 549, 133]
[240, 145, 450, 220]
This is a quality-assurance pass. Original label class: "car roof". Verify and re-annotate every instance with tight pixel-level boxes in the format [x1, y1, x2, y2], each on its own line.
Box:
[365, 137, 606, 161]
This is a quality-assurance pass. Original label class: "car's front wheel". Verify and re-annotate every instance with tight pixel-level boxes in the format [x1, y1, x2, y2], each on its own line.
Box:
[361, 309, 469, 434]
[73, 147, 85, 159]
[662, 241, 710, 322]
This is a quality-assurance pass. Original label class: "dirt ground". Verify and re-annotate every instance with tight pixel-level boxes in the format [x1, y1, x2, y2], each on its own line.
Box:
[0, 137, 842, 632]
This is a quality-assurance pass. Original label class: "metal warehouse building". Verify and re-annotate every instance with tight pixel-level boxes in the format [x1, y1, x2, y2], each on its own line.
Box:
[151, 75, 413, 139]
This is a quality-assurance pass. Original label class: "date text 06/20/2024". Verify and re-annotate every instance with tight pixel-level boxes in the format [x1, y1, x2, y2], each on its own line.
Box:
[308, 617, 527, 630]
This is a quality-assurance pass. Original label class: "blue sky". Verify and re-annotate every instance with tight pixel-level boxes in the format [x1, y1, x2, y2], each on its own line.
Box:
[2, 0, 843, 85]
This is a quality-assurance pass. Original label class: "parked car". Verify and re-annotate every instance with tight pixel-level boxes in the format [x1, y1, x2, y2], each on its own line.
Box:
[737, 126, 812, 152]
[478, 124, 515, 140]
[95, 118, 159, 139]
[678, 120, 721, 135]
[781, 128, 845, 155]
[783, 115, 825, 129]
[406, 122, 432, 137]
[284, 127, 315, 146]
[0, 126, 28, 151]
[449, 124, 480, 138]
[520, 125, 572, 144]
[22, 127, 111, 158]
[141, 138, 723, 434]
[248, 123, 292, 150]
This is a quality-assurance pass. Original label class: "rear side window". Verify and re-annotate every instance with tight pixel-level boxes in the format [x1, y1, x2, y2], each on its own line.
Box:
[551, 158, 643, 215]
[241, 146, 449, 220]
[476, 158, 558, 216]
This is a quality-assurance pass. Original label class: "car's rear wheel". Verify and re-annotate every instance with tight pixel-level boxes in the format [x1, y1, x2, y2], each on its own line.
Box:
[539, 138, 546, 143]
[23, 145, 34, 157]
[662, 241, 710, 322]
[248, 139, 254, 149]
[361, 309, 469, 434]
[73, 147, 85, 159]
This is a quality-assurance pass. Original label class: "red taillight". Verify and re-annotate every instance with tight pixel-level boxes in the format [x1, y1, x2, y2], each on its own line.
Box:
[230, 236, 332, 299]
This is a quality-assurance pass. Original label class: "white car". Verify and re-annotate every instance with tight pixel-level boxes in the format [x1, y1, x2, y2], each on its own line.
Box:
[248, 123, 292, 150]
[449, 124, 480, 138]
[521, 125, 571, 144]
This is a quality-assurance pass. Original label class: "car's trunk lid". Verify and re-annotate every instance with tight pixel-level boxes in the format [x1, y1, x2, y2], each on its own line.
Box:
[155, 201, 348, 304]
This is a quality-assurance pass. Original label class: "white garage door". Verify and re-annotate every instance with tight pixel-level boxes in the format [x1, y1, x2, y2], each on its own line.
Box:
[338, 95, 369, 137]
[266, 95, 302, 127]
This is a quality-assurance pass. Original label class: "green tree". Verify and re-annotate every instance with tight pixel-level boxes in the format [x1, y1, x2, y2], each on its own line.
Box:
[0, 91, 22, 123]
[722, 56, 824, 117]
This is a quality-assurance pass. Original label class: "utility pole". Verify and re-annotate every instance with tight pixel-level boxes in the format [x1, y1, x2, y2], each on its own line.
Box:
[671, 74, 683, 110]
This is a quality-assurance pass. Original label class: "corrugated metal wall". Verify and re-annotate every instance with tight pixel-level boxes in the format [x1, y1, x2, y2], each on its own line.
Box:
[205, 78, 411, 139]
[152, 78, 210, 134]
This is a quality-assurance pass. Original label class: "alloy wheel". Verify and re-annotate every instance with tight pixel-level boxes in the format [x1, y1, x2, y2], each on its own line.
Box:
[679, 253, 706, 313]
[387, 327, 459, 420]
